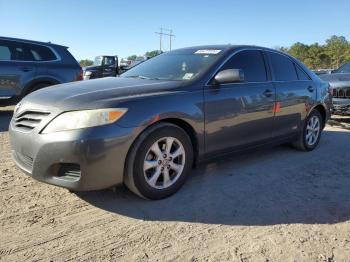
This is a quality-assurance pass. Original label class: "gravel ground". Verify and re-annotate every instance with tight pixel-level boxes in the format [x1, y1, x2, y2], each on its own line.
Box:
[1, 109, 350, 261]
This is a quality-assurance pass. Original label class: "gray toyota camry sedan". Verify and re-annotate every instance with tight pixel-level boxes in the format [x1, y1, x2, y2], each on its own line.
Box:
[9, 45, 332, 199]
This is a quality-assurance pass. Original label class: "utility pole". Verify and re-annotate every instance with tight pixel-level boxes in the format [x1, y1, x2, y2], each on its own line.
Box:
[168, 29, 175, 50]
[155, 28, 163, 52]
[155, 27, 175, 52]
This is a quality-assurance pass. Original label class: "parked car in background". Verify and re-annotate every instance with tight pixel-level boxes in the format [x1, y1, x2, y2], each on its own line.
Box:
[313, 69, 332, 75]
[83, 55, 119, 80]
[9, 45, 331, 199]
[0, 36, 82, 101]
[119, 56, 148, 72]
[319, 61, 350, 115]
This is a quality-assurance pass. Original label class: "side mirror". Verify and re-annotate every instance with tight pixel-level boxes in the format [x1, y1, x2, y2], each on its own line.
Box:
[214, 69, 244, 84]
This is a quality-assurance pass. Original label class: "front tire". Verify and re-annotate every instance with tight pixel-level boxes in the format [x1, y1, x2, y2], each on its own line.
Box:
[124, 123, 193, 200]
[292, 109, 323, 151]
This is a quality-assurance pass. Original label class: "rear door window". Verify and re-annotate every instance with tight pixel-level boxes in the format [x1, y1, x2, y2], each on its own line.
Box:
[222, 50, 267, 82]
[269, 52, 298, 81]
[2, 41, 26, 61]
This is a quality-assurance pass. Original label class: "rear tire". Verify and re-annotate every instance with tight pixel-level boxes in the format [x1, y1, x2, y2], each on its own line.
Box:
[292, 109, 323, 151]
[124, 123, 193, 200]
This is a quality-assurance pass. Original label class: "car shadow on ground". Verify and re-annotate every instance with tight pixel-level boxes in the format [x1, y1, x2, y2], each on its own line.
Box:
[77, 129, 350, 226]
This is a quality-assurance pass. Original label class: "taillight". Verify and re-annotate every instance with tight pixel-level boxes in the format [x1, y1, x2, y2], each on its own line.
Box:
[76, 69, 83, 81]
[127, 60, 132, 65]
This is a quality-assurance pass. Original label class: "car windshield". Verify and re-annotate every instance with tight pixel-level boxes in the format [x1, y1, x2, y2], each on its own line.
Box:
[334, 61, 350, 73]
[93, 56, 103, 66]
[121, 51, 221, 81]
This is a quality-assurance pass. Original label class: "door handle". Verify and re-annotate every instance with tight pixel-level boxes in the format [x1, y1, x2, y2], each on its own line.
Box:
[307, 86, 315, 92]
[263, 89, 274, 97]
[20, 67, 33, 72]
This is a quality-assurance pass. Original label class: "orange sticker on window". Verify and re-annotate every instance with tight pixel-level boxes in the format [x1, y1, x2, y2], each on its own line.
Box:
[273, 102, 281, 113]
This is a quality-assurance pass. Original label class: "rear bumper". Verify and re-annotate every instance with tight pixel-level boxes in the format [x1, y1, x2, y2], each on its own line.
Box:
[9, 122, 136, 191]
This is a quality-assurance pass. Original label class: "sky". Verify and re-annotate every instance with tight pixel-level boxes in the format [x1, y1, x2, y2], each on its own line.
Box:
[0, 0, 349, 61]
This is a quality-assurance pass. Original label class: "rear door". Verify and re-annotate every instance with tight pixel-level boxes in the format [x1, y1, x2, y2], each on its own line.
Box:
[0, 40, 37, 98]
[266, 51, 316, 137]
[204, 49, 276, 154]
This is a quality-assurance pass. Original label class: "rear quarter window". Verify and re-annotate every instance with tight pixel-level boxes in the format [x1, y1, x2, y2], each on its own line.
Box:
[0, 45, 11, 60]
[295, 65, 310, 80]
[24, 43, 57, 61]
[269, 52, 298, 81]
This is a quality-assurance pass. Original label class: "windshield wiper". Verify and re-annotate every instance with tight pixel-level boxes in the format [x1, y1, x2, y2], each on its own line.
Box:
[125, 75, 163, 80]
[126, 75, 152, 79]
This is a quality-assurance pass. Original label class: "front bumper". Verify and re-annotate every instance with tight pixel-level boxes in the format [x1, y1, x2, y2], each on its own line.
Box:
[83, 73, 91, 80]
[9, 121, 136, 191]
[332, 98, 350, 115]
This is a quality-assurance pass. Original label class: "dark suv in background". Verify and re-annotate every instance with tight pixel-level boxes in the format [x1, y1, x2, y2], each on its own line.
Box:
[319, 61, 350, 115]
[0, 37, 82, 102]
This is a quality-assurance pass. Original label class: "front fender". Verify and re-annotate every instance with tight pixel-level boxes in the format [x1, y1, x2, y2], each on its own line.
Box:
[115, 90, 205, 155]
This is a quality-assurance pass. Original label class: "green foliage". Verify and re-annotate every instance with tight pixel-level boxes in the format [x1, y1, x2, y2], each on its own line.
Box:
[127, 55, 137, 61]
[126, 51, 162, 61]
[325, 35, 349, 68]
[280, 35, 350, 70]
[79, 59, 93, 67]
[145, 50, 162, 58]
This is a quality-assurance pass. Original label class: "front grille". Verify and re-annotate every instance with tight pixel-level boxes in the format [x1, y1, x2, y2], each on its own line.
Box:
[57, 164, 81, 182]
[333, 88, 350, 98]
[14, 110, 50, 131]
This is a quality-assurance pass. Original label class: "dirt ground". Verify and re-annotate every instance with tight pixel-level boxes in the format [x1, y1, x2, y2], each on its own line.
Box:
[1, 108, 350, 261]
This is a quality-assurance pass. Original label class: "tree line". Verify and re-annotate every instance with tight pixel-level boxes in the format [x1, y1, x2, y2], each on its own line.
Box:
[278, 35, 350, 70]
[79, 50, 161, 67]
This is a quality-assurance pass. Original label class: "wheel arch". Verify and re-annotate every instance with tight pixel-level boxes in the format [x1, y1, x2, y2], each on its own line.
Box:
[123, 119, 198, 197]
[158, 118, 199, 164]
[311, 104, 327, 129]
[23, 77, 61, 95]
[126, 118, 199, 169]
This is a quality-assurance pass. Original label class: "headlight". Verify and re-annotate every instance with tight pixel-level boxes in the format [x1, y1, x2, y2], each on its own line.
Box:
[84, 71, 92, 76]
[42, 108, 127, 133]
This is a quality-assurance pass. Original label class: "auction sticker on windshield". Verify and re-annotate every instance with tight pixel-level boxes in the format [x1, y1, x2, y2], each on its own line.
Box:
[194, 49, 221, 54]
[183, 73, 194, 80]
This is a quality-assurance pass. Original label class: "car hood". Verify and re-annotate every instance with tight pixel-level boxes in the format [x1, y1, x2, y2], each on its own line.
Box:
[21, 77, 185, 112]
[319, 73, 350, 88]
[83, 65, 100, 71]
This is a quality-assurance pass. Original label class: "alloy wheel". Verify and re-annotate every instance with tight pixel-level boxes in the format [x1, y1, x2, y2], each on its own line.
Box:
[143, 137, 186, 189]
[305, 115, 320, 146]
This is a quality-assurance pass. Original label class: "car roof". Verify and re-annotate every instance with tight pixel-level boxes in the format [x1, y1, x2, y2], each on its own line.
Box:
[169, 44, 285, 55]
[0, 36, 68, 48]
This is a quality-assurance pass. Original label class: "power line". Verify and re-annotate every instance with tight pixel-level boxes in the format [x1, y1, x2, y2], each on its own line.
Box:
[155, 27, 175, 52]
